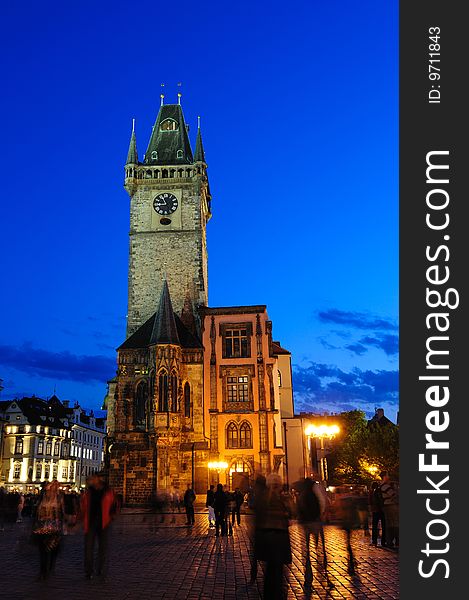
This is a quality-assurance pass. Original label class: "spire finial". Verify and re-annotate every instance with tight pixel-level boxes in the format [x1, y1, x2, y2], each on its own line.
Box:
[160, 83, 165, 106]
[132, 118, 135, 133]
[197, 115, 201, 129]
[177, 82, 182, 105]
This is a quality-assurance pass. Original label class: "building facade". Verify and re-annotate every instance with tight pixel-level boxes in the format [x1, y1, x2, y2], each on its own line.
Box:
[107, 99, 294, 505]
[0, 396, 106, 491]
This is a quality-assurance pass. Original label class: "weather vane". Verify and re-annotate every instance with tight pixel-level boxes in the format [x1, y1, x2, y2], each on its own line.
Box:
[177, 82, 182, 105]
[160, 83, 165, 106]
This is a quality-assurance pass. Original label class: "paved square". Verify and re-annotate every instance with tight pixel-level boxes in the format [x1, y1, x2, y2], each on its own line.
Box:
[0, 510, 398, 599]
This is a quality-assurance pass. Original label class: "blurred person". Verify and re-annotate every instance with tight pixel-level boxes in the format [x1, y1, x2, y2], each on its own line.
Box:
[206, 484, 215, 527]
[16, 492, 25, 523]
[0, 486, 6, 531]
[183, 483, 196, 526]
[80, 472, 118, 579]
[380, 471, 399, 549]
[357, 489, 370, 536]
[31, 480, 64, 580]
[369, 481, 386, 546]
[213, 483, 228, 537]
[296, 477, 332, 588]
[336, 490, 361, 575]
[249, 475, 267, 583]
[256, 473, 292, 600]
[231, 487, 244, 526]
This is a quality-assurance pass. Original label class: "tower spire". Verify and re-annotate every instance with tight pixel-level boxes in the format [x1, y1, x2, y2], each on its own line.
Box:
[126, 120, 138, 165]
[194, 116, 206, 163]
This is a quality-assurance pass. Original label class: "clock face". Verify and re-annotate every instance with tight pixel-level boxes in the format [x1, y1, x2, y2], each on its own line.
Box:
[153, 193, 178, 215]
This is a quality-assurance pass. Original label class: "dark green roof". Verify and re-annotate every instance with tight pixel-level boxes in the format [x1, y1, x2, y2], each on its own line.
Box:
[150, 280, 180, 345]
[144, 104, 193, 165]
[119, 281, 202, 350]
[126, 129, 138, 165]
[194, 126, 206, 163]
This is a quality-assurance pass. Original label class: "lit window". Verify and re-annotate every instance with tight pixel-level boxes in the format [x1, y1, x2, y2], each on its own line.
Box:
[13, 463, 21, 479]
[45, 441, 52, 455]
[62, 467, 68, 479]
[15, 438, 23, 454]
[227, 376, 249, 402]
[35, 464, 42, 480]
[54, 443, 60, 456]
[37, 440, 44, 454]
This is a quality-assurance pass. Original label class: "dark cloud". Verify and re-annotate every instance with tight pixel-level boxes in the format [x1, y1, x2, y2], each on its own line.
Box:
[0, 343, 116, 384]
[358, 334, 398, 356]
[345, 343, 368, 356]
[292, 362, 398, 417]
[318, 309, 397, 331]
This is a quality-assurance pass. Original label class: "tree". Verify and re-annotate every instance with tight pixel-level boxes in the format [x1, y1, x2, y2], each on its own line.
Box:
[328, 410, 399, 485]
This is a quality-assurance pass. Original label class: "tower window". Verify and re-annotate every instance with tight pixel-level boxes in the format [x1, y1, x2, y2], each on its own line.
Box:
[184, 382, 191, 419]
[158, 371, 169, 412]
[135, 380, 148, 427]
[151, 151, 158, 160]
[176, 149, 183, 158]
[170, 373, 178, 412]
[160, 119, 178, 131]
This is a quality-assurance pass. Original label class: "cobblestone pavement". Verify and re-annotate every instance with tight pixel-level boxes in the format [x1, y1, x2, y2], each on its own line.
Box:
[0, 511, 398, 600]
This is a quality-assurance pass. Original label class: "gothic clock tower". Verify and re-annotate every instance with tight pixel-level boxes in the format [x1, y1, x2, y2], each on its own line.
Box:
[124, 99, 211, 337]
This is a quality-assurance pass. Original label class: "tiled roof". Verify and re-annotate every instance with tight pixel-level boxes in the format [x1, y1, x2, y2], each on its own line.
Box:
[144, 104, 193, 165]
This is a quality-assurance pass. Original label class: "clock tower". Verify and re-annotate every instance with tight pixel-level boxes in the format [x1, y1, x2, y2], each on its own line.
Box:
[124, 100, 211, 337]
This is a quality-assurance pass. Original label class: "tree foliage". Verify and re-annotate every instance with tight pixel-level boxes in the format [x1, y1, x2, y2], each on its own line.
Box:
[328, 410, 399, 485]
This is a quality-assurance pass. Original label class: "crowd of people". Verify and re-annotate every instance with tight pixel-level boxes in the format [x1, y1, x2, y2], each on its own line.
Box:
[0, 469, 398, 596]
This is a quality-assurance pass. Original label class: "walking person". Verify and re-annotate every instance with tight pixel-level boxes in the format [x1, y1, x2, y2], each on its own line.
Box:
[32, 480, 64, 580]
[183, 483, 196, 526]
[206, 485, 215, 527]
[80, 472, 118, 579]
[231, 487, 244, 526]
[213, 483, 228, 537]
[337, 490, 361, 576]
[296, 477, 331, 589]
[369, 481, 386, 546]
[380, 471, 399, 549]
[16, 492, 25, 523]
[256, 473, 292, 600]
[249, 475, 267, 583]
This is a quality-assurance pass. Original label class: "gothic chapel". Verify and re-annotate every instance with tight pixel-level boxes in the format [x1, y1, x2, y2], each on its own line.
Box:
[106, 97, 294, 505]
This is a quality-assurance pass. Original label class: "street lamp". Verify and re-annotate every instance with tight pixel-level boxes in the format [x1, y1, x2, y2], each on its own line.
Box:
[208, 461, 228, 486]
[304, 423, 340, 484]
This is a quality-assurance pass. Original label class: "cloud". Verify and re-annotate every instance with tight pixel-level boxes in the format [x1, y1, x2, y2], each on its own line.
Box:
[358, 334, 398, 356]
[292, 361, 398, 418]
[318, 309, 398, 331]
[0, 343, 116, 384]
[345, 343, 368, 356]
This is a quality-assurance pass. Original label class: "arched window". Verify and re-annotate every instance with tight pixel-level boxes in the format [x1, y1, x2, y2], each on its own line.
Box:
[151, 151, 158, 160]
[239, 421, 253, 448]
[158, 371, 169, 412]
[176, 149, 183, 158]
[170, 372, 178, 412]
[160, 119, 178, 131]
[184, 382, 191, 418]
[278, 369, 282, 387]
[226, 422, 239, 449]
[135, 380, 147, 427]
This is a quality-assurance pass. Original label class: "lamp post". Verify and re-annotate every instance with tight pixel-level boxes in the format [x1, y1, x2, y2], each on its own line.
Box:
[304, 424, 340, 484]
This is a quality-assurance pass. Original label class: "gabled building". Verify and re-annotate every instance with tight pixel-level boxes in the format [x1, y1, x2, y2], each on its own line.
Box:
[107, 99, 294, 505]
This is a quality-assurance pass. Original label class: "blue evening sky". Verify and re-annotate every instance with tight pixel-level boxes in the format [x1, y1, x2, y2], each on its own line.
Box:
[0, 1, 398, 421]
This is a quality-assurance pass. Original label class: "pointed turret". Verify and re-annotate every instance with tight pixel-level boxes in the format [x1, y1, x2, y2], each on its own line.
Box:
[126, 119, 138, 165]
[150, 280, 181, 345]
[144, 103, 193, 165]
[194, 118, 206, 163]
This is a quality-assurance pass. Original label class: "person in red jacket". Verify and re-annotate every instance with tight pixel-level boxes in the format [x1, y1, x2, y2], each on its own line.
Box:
[80, 472, 118, 579]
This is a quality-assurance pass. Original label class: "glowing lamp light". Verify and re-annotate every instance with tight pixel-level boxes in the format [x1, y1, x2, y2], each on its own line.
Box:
[208, 461, 228, 470]
[305, 424, 340, 438]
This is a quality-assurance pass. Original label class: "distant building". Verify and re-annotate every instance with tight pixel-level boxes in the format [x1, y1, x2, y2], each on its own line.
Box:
[368, 407, 396, 428]
[0, 395, 106, 491]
